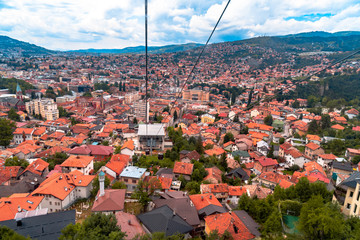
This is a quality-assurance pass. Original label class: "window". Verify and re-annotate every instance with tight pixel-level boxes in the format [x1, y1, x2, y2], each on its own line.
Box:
[124, 179, 128, 182]
[357, 191, 360, 201]
[350, 191, 354, 197]
[49, 201, 52, 205]
[354, 204, 358, 214]
[132, 179, 136, 184]
[347, 203, 351, 209]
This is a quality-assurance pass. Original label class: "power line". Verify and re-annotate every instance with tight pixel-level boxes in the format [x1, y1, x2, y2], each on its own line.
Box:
[145, 0, 149, 124]
[154, 0, 231, 136]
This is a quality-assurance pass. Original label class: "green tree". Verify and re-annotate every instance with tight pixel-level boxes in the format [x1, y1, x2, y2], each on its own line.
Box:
[173, 111, 178, 121]
[112, 181, 127, 189]
[352, 155, 360, 165]
[308, 120, 319, 134]
[5, 156, 29, 168]
[133, 117, 138, 124]
[82, 92, 92, 97]
[223, 132, 234, 144]
[114, 145, 122, 154]
[185, 181, 200, 194]
[8, 108, 20, 121]
[58, 106, 70, 118]
[298, 195, 346, 240]
[0, 118, 16, 147]
[0, 226, 29, 240]
[262, 209, 283, 236]
[321, 114, 331, 129]
[60, 213, 126, 240]
[264, 115, 273, 126]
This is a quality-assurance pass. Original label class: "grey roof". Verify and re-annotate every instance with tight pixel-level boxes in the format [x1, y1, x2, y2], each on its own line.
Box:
[198, 204, 227, 217]
[227, 167, 250, 181]
[233, 210, 261, 237]
[156, 168, 174, 177]
[137, 205, 193, 236]
[138, 124, 165, 136]
[332, 161, 353, 172]
[341, 171, 360, 189]
[0, 210, 75, 240]
[232, 150, 250, 158]
[153, 198, 200, 226]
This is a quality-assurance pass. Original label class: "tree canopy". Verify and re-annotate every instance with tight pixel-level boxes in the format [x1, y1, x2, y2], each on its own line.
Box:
[0, 118, 16, 147]
[60, 213, 126, 240]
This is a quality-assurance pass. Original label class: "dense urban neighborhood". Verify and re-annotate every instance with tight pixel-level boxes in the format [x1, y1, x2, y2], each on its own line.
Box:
[1, 32, 360, 240]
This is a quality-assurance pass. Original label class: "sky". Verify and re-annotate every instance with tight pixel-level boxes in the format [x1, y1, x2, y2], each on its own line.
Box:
[0, 0, 359, 50]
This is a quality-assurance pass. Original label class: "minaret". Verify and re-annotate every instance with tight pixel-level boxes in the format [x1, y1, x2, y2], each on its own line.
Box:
[99, 171, 105, 197]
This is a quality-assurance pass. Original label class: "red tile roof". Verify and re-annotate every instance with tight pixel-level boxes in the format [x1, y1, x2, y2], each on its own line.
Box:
[173, 162, 193, 175]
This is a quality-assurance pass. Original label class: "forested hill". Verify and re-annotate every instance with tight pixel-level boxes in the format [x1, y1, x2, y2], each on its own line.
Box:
[0, 36, 56, 57]
[0, 78, 34, 94]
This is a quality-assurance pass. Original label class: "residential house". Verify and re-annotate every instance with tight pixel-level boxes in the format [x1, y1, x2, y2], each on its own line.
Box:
[284, 148, 309, 168]
[200, 183, 229, 202]
[226, 186, 247, 205]
[19, 158, 49, 179]
[173, 162, 194, 181]
[253, 157, 278, 174]
[0, 195, 45, 221]
[120, 166, 147, 196]
[317, 154, 337, 168]
[121, 139, 135, 157]
[331, 161, 353, 176]
[115, 211, 145, 240]
[189, 193, 226, 218]
[60, 155, 94, 175]
[137, 205, 193, 237]
[31, 171, 95, 212]
[180, 150, 201, 163]
[226, 167, 250, 183]
[67, 145, 113, 161]
[13, 128, 34, 144]
[204, 166, 222, 184]
[92, 189, 126, 214]
[305, 142, 324, 161]
[346, 148, 360, 162]
[204, 211, 255, 240]
[105, 154, 131, 179]
[0, 210, 75, 240]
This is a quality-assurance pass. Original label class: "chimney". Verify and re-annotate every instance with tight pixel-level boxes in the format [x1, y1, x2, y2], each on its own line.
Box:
[128, 220, 131, 225]
[209, 195, 212, 199]
[99, 171, 105, 197]
[18, 206, 21, 212]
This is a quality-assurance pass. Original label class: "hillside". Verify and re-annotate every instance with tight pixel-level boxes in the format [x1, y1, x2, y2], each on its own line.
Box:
[69, 43, 203, 54]
[0, 36, 55, 57]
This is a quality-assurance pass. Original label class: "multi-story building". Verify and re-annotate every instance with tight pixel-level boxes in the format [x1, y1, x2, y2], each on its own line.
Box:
[125, 92, 141, 104]
[182, 89, 209, 102]
[134, 100, 149, 122]
[26, 98, 59, 121]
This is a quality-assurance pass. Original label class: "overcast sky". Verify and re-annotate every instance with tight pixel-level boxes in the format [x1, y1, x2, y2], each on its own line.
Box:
[0, 0, 359, 50]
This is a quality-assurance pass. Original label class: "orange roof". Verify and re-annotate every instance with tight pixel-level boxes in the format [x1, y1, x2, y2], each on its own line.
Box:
[0, 195, 44, 221]
[279, 179, 295, 189]
[189, 193, 222, 211]
[173, 162, 193, 175]
[331, 124, 345, 130]
[121, 139, 135, 151]
[204, 147, 225, 156]
[33, 127, 47, 136]
[61, 155, 94, 168]
[106, 160, 127, 175]
[31, 171, 94, 200]
[318, 154, 337, 160]
[13, 128, 34, 135]
[306, 134, 321, 142]
[306, 142, 321, 151]
[228, 186, 247, 196]
[204, 212, 254, 240]
[22, 158, 49, 176]
[201, 183, 229, 193]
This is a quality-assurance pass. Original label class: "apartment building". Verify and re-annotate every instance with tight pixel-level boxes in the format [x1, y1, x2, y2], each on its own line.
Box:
[26, 98, 59, 121]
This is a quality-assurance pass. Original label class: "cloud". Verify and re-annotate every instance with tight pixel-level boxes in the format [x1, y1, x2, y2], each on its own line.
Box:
[0, 0, 358, 50]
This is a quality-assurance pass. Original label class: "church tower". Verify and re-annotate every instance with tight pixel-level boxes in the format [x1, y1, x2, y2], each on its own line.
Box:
[16, 83, 22, 101]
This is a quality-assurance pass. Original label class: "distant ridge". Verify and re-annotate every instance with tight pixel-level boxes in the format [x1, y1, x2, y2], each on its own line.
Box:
[279, 31, 360, 38]
[1, 31, 360, 57]
[0, 35, 55, 57]
[69, 43, 203, 54]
